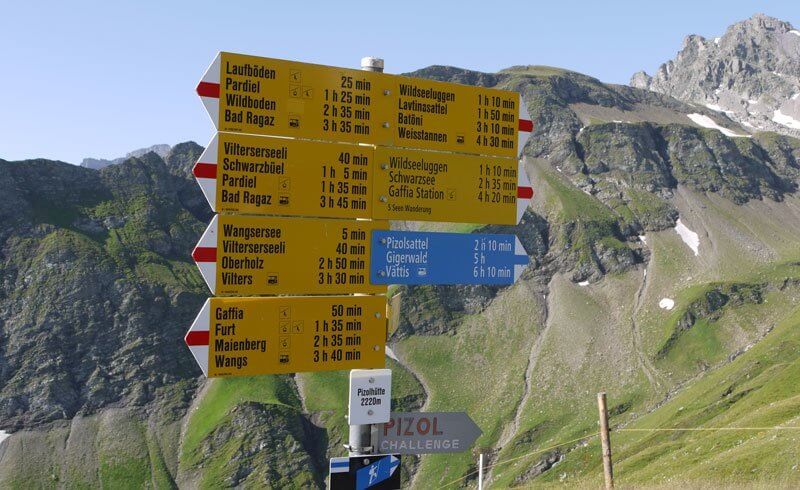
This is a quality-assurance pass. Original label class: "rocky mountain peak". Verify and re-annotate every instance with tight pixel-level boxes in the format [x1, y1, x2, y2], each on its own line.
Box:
[631, 13, 800, 137]
[744, 12, 794, 32]
[80, 144, 173, 169]
[0, 144, 208, 431]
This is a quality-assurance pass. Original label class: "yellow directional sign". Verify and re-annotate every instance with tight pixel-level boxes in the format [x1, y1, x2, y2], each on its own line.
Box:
[198, 52, 525, 158]
[196, 132, 374, 218]
[390, 75, 520, 158]
[189, 296, 386, 377]
[372, 147, 520, 224]
[193, 214, 387, 295]
[208, 52, 392, 146]
[194, 133, 531, 224]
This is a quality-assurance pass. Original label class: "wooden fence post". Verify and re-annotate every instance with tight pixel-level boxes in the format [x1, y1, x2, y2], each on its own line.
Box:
[597, 392, 614, 489]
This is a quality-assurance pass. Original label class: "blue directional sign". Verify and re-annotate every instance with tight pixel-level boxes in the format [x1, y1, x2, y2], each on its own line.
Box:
[329, 454, 402, 490]
[370, 230, 529, 286]
[356, 455, 400, 490]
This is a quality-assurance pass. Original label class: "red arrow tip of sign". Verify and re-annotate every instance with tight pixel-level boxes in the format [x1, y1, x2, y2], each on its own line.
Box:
[185, 330, 209, 346]
[192, 246, 217, 263]
[519, 119, 534, 132]
[193, 162, 217, 179]
[196, 81, 220, 98]
[517, 186, 534, 199]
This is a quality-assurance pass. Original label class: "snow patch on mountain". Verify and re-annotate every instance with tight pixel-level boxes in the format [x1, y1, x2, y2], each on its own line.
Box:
[773, 110, 800, 130]
[675, 218, 700, 256]
[687, 114, 748, 137]
[659, 298, 675, 310]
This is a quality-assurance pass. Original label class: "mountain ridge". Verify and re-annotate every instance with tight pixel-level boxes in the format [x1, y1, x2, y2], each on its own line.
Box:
[632, 13, 800, 138]
[0, 144, 208, 431]
[81, 144, 173, 170]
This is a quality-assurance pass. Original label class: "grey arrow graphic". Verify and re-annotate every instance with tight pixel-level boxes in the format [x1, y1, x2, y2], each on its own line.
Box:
[375, 412, 482, 455]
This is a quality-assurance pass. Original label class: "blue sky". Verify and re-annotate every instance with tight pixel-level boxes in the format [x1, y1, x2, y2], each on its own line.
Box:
[2, 1, 798, 164]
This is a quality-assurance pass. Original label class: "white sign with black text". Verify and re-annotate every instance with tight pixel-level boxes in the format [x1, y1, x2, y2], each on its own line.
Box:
[348, 369, 392, 425]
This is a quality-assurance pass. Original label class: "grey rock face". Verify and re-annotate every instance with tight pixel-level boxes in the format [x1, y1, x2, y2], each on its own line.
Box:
[190, 402, 326, 488]
[403, 65, 503, 87]
[575, 123, 796, 204]
[126, 144, 171, 160]
[0, 143, 208, 430]
[399, 62, 800, 324]
[81, 144, 172, 169]
[631, 14, 800, 137]
[80, 157, 114, 170]
[395, 284, 500, 338]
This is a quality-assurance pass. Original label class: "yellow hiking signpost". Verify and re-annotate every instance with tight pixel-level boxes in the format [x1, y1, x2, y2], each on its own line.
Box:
[204, 52, 391, 146]
[193, 132, 532, 225]
[196, 52, 532, 158]
[192, 214, 387, 296]
[194, 132, 375, 219]
[391, 78, 521, 156]
[188, 53, 536, 481]
[185, 296, 386, 377]
[372, 147, 529, 224]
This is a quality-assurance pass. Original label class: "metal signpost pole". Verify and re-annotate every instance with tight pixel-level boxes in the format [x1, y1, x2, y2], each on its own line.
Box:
[347, 424, 373, 457]
[345, 56, 384, 460]
[360, 56, 384, 74]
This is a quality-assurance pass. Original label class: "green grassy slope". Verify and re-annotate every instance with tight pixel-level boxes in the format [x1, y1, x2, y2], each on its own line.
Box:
[396, 157, 800, 488]
[536, 299, 800, 488]
[0, 408, 179, 489]
[179, 375, 300, 471]
[396, 279, 543, 487]
[500, 194, 800, 486]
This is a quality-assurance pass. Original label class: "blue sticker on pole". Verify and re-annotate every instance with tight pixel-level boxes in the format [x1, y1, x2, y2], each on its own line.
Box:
[370, 230, 529, 286]
[329, 454, 401, 490]
[330, 457, 350, 474]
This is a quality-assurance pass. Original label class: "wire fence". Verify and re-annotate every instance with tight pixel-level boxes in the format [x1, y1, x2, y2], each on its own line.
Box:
[434, 423, 800, 489]
[437, 433, 597, 489]
[616, 426, 800, 433]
